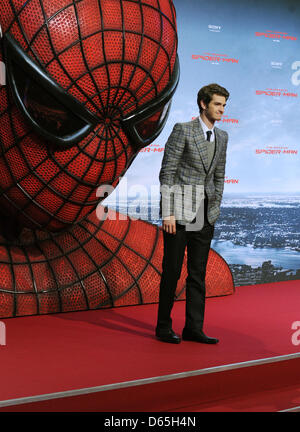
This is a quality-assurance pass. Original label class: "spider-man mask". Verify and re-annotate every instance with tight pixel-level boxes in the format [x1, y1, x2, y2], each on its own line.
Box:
[0, 0, 178, 232]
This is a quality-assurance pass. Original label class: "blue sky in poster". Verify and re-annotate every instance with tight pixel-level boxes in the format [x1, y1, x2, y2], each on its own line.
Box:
[107, 0, 300, 202]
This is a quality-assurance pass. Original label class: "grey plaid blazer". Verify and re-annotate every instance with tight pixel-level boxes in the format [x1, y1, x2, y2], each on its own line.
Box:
[159, 117, 228, 226]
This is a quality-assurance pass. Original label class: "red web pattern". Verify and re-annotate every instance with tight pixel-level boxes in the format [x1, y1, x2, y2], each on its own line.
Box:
[0, 209, 234, 318]
[0, 0, 177, 231]
[0, 1, 234, 318]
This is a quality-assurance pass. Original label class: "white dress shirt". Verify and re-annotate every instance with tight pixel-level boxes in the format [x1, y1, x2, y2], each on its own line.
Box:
[199, 115, 215, 142]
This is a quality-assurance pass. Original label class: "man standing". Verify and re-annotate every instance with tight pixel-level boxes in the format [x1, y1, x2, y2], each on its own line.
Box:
[156, 83, 229, 344]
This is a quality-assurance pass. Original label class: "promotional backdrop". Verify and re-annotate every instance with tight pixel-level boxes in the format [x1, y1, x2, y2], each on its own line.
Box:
[105, 0, 300, 287]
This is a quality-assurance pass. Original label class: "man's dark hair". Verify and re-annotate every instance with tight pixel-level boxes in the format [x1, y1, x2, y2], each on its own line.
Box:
[197, 83, 229, 113]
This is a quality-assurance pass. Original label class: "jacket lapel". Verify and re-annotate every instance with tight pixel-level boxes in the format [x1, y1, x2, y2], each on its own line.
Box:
[192, 118, 209, 173]
[208, 127, 222, 174]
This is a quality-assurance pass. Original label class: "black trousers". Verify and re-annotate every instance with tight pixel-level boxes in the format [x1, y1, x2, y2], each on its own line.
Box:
[156, 202, 214, 333]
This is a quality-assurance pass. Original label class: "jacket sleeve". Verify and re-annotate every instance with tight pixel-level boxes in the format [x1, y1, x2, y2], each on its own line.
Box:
[214, 131, 228, 205]
[159, 123, 185, 217]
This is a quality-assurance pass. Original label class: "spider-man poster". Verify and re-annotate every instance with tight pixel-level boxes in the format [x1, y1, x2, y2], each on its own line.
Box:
[0, 0, 299, 319]
[106, 0, 300, 288]
[0, 0, 233, 318]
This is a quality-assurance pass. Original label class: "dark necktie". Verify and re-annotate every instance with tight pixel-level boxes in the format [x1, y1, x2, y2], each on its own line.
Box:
[206, 131, 212, 142]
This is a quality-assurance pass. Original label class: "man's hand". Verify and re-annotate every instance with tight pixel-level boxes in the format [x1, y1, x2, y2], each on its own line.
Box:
[162, 215, 176, 234]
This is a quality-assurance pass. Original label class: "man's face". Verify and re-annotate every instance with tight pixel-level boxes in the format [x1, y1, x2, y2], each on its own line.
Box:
[201, 94, 226, 122]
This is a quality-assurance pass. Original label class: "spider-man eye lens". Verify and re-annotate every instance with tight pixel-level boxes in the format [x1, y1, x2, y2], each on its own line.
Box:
[4, 33, 99, 147]
[134, 101, 171, 140]
[121, 55, 180, 149]
[13, 66, 87, 138]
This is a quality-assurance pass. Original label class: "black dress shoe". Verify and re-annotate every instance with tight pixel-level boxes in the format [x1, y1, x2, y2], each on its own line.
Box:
[156, 329, 181, 344]
[182, 329, 219, 344]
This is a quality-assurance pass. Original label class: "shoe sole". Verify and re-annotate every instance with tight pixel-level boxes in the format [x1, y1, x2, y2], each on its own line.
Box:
[156, 336, 181, 344]
[182, 335, 219, 344]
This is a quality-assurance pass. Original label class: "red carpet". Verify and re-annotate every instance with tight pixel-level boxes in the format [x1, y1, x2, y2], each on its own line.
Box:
[175, 384, 300, 412]
[0, 280, 299, 411]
